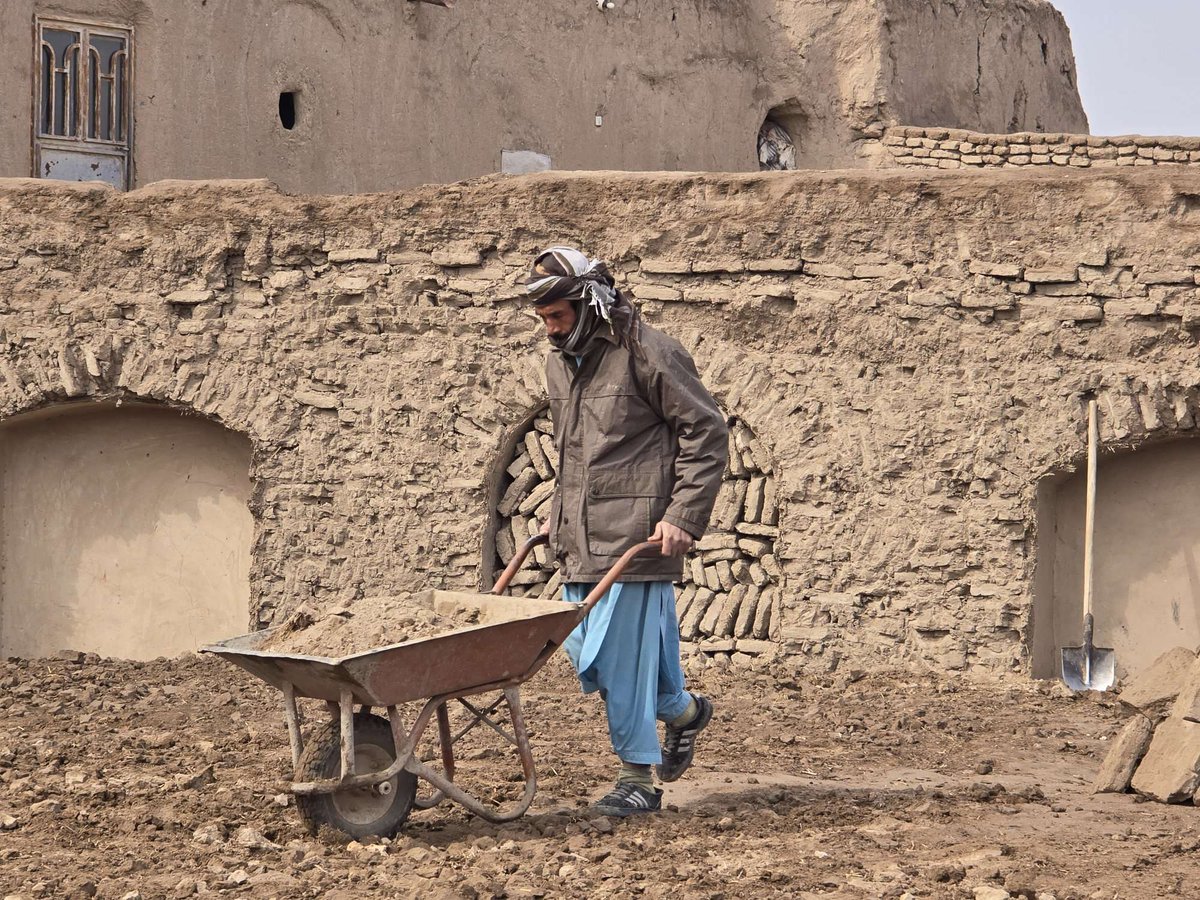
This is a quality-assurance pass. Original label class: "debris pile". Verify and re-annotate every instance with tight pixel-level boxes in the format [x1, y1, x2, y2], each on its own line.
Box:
[1094, 646, 1200, 802]
[494, 412, 781, 656]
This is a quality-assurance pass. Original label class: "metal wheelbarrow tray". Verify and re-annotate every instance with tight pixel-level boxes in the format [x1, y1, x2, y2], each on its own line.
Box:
[203, 536, 658, 838]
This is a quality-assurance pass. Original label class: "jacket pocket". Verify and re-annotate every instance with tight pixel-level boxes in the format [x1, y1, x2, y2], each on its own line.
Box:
[585, 469, 671, 557]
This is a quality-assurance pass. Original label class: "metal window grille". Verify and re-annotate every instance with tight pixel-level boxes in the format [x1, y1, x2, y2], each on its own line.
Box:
[33, 18, 132, 189]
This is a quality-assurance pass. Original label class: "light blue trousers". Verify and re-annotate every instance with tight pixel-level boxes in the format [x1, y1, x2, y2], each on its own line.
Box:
[562, 581, 692, 765]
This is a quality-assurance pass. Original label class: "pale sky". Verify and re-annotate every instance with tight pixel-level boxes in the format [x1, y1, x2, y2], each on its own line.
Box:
[1053, 0, 1200, 136]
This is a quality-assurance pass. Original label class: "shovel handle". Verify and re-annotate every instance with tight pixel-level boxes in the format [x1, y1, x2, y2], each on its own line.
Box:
[1083, 398, 1098, 619]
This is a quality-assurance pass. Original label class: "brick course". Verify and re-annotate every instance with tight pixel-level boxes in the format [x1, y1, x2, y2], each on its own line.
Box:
[881, 126, 1200, 170]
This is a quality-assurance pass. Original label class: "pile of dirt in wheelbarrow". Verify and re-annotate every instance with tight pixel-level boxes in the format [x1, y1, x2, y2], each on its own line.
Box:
[258, 593, 481, 657]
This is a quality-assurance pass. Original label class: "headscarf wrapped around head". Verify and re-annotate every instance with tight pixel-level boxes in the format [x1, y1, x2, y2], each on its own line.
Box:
[526, 246, 637, 353]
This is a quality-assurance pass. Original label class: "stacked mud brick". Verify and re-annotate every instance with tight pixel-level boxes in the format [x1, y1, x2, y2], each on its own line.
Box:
[881, 127, 1200, 170]
[1094, 647, 1200, 803]
[494, 414, 780, 656]
[676, 418, 780, 655]
[494, 411, 561, 600]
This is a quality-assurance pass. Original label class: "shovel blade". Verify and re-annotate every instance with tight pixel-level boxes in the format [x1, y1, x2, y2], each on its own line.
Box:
[1060, 645, 1116, 692]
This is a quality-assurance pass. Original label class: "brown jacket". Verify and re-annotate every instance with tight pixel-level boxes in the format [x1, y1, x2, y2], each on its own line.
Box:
[546, 323, 728, 583]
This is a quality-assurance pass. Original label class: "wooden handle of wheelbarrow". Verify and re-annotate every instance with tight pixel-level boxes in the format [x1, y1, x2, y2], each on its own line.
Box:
[579, 540, 664, 615]
[491, 534, 550, 595]
[490, 535, 664, 607]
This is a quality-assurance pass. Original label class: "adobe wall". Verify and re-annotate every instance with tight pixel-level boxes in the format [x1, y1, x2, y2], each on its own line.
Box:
[1, 0, 1085, 189]
[3, 169, 1200, 676]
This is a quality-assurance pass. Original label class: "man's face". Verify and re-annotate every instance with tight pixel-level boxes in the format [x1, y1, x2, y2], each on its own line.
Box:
[534, 299, 577, 344]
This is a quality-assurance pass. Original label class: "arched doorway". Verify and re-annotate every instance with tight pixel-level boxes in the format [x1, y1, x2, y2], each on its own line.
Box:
[0, 402, 253, 659]
[1032, 438, 1200, 679]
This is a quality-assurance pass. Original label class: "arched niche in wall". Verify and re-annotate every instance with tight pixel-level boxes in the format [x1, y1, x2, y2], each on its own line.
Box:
[485, 407, 782, 655]
[0, 401, 253, 660]
[1031, 436, 1200, 680]
[758, 100, 805, 171]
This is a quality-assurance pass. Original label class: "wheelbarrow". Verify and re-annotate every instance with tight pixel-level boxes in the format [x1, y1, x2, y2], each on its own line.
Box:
[202, 535, 658, 838]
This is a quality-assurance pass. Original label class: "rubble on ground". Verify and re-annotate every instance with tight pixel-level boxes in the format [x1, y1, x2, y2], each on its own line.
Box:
[1094, 646, 1200, 803]
[2, 653, 1198, 897]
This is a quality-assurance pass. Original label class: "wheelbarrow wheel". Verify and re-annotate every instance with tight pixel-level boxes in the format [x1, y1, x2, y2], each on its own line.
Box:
[295, 713, 416, 839]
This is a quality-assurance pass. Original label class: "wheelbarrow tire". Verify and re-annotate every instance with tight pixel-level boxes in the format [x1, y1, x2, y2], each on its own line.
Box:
[295, 713, 416, 839]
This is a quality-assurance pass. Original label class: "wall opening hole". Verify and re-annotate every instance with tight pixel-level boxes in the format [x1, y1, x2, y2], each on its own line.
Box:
[279, 91, 298, 130]
[758, 119, 795, 171]
[758, 102, 807, 170]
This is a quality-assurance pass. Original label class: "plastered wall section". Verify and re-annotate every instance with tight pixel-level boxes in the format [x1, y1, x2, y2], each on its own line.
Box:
[1, 0, 1086, 189]
[1039, 441, 1200, 680]
[4, 170, 1200, 675]
[0, 404, 252, 659]
[877, 0, 1087, 135]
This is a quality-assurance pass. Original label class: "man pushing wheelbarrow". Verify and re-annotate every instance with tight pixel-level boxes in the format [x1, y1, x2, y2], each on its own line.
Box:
[206, 246, 727, 835]
[526, 246, 728, 817]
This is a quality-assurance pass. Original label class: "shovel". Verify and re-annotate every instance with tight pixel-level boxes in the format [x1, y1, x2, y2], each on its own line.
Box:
[1061, 397, 1116, 691]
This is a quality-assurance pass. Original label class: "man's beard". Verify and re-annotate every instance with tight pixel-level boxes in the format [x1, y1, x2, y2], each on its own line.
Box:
[548, 298, 599, 353]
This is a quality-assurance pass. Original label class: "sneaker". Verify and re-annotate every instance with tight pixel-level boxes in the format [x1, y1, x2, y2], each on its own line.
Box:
[656, 694, 713, 783]
[592, 781, 662, 817]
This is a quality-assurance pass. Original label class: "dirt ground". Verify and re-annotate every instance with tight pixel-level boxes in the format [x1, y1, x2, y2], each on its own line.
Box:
[1, 650, 1198, 900]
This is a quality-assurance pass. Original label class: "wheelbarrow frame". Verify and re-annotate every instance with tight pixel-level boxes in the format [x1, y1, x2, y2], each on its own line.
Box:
[206, 535, 660, 827]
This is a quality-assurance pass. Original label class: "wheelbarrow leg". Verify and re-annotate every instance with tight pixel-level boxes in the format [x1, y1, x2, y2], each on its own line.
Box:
[281, 682, 304, 771]
[388, 704, 442, 810]
[412, 702, 457, 811]
[339, 689, 356, 779]
[403, 687, 539, 823]
[437, 702, 456, 784]
[505, 687, 537, 789]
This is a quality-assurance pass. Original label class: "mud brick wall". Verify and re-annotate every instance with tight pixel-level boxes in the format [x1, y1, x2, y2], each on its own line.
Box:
[881, 127, 1200, 170]
[4, 170, 1200, 675]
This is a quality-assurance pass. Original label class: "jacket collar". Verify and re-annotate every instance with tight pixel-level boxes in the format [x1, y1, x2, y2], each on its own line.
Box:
[550, 328, 618, 383]
[550, 326, 619, 361]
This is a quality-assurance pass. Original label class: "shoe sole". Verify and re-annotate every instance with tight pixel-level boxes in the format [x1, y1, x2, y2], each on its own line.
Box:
[656, 696, 713, 783]
[592, 803, 661, 818]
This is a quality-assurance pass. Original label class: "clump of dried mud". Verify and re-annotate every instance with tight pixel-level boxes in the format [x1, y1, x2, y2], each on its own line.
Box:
[258, 594, 478, 657]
